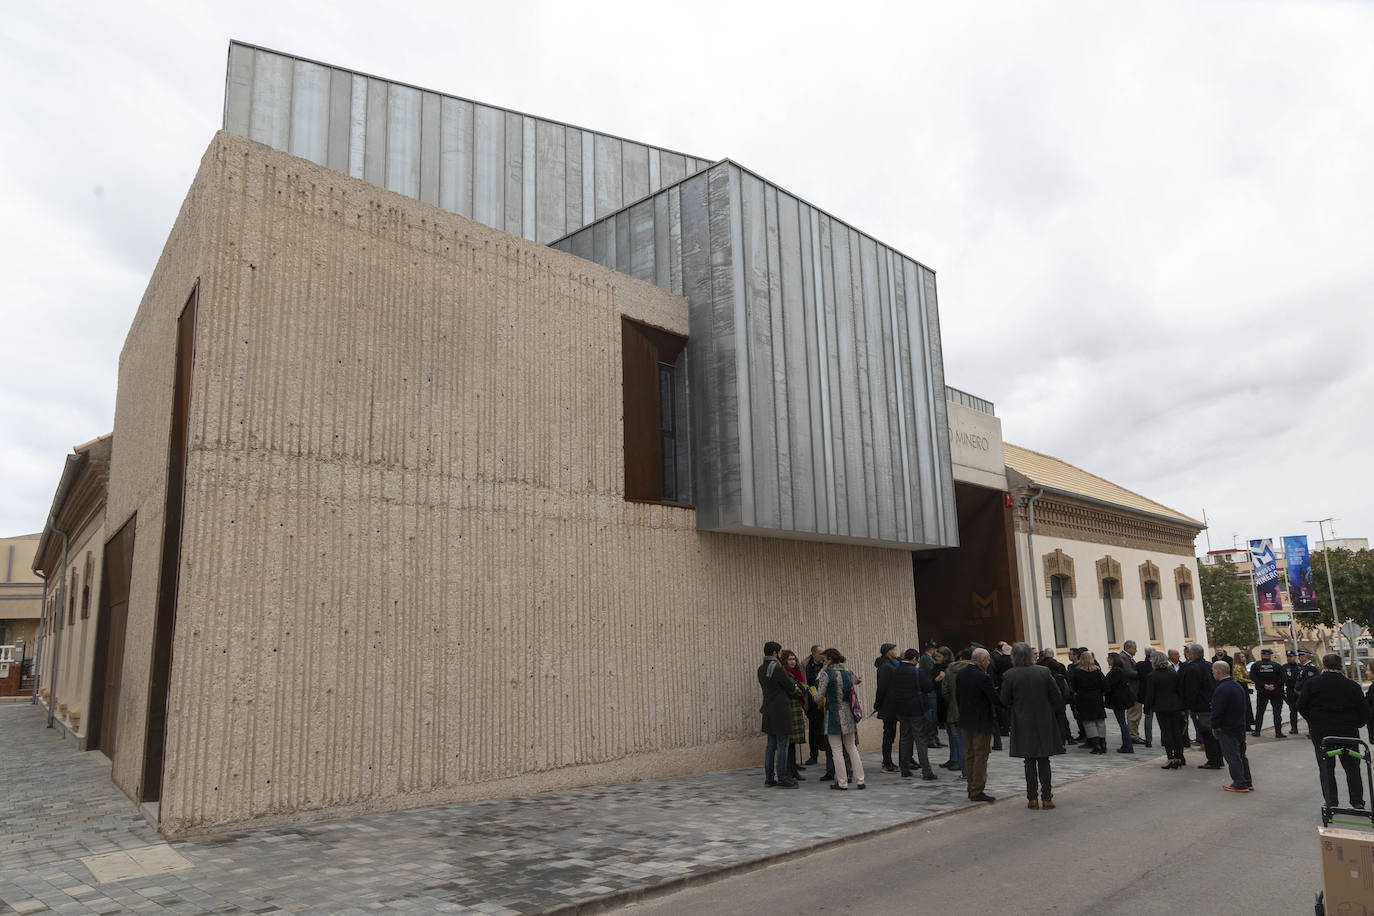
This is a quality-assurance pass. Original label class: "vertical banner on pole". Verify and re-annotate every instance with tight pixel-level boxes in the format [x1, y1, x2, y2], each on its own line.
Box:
[1249, 538, 1283, 612]
[1282, 535, 1319, 613]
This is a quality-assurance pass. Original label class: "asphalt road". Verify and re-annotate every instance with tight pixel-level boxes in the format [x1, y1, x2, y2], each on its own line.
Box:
[624, 733, 1344, 915]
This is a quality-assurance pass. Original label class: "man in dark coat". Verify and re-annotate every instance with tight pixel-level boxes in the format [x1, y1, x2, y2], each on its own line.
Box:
[919, 642, 945, 748]
[1210, 660, 1253, 792]
[1119, 640, 1144, 743]
[879, 649, 937, 780]
[1297, 653, 1373, 809]
[758, 641, 804, 788]
[1002, 643, 1065, 807]
[957, 647, 1001, 803]
[804, 645, 828, 766]
[1250, 648, 1287, 737]
[1181, 644, 1224, 769]
[1136, 651, 1155, 748]
[1038, 649, 1075, 744]
[873, 643, 901, 772]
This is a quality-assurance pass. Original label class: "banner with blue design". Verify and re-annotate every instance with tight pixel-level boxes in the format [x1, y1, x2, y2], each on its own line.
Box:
[1282, 535, 1319, 612]
[1249, 538, 1283, 612]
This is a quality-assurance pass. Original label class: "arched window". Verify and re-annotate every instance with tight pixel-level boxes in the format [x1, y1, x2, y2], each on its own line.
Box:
[1097, 556, 1124, 645]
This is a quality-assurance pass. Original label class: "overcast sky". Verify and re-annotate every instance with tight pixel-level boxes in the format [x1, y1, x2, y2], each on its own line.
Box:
[2, 0, 1370, 554]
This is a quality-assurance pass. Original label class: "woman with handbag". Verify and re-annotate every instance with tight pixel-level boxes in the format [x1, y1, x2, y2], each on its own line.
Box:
[815, 648, 866, 790]
[1070, 650, 1109, 754]
[779, 650, 809, 781]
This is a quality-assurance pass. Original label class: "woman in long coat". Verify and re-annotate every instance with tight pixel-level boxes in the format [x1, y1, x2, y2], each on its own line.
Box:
[1144, 652, 1186, 768]
[814, 648, 866, 790]
[780, 650, 809, 780]
[999, 642, 1065, 809]
[1070, 650, 1108, 754]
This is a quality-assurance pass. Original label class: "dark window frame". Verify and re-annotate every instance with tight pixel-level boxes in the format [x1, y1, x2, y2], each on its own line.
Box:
[622, 318, 690, 507]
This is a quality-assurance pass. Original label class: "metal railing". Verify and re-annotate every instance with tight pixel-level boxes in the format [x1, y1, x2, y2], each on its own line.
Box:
[945, 385, 995, 416]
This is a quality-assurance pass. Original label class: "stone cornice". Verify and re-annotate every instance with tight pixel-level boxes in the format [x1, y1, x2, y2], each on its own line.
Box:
[1015, 489, 1198, 556]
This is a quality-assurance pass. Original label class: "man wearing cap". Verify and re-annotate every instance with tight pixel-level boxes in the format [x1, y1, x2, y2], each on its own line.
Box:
[1250, 648, 1287, 737]
[873, 643, 901, 772]
[1284, 649, 1318, 735]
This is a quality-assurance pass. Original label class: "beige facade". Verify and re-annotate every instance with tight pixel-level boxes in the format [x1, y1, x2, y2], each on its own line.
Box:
[1, 534, 43, 649]
[32, 434, 111, 739]
[107, 132, 910, 836]
[1006, 445, 1206, 657]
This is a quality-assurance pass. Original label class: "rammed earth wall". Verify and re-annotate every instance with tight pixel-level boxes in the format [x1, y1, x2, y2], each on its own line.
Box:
[108, 132, 915, 835]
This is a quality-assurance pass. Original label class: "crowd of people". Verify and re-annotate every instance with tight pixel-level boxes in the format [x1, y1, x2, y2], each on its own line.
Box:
[758, 638, 1374, 809]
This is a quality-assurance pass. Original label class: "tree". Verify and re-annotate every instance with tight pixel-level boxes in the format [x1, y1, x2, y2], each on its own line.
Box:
[1200, 557, 1259, 653]
[1309, 548, 1374, 632]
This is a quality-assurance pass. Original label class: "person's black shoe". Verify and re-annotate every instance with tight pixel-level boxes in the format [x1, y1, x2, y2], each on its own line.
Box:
[922, 772, 938, 781]
[1116, 747, 1134, 754]
[1198, 762, 1223, 769]
[795, 763, 808, 770]
[820, 773, 834, 781]
[940, 761, 960, 770]
[1142, 740, 1152, 748]
[1275, 732, 1286, 738]
[764, 779, 778, 787]
[854, 783, 866, 790]
[901, 771, 913, 778]
[790, 773, 807, 781]
[805, 756, 819, 765]
[777, 780, 799, 788]
[1354, 799, 1367, 809]
[970, 793, 996, 803]
[930, 740, 944, 748]
[882, 763, 898, 773]
[830, 783, 848, 790]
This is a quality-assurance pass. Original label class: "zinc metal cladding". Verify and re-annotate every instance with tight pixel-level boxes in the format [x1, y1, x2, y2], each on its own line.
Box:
[223, 41, 714, 244]
[553, 162, 958, 550]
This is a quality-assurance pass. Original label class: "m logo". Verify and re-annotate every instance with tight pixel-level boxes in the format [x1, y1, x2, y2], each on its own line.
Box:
[972, 592, 998, 619]
[1250, 542, 1276, 568]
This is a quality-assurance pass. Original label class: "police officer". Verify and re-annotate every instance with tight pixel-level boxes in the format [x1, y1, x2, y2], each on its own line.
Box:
[1250, 648, 1287, 737]
[1286, 649, 1319, 735]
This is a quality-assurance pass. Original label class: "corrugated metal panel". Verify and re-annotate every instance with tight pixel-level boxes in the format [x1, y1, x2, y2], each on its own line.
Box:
[553, 161, 958, 550]
[222, 41, 711, 243]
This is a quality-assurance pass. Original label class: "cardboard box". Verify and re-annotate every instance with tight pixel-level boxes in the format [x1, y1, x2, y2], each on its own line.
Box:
[1319, 826, 1374, 914]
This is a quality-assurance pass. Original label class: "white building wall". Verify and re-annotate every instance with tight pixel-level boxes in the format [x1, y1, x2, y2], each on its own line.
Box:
[1015, 531, 1205, 657]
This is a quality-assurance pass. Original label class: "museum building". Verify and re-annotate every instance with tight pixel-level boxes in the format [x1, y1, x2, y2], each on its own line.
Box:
[28, 42, 1204, 836]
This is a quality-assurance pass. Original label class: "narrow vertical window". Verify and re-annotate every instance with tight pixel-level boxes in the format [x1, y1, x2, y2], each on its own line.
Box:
[622, 318, 689, 505]
[1145, 582, 1158, 641]
[1050, 575, 1068, 649]
[1179, 583, 1192, 638]
[1102, 579, 1117, 644]
[658, 362, 677, 503]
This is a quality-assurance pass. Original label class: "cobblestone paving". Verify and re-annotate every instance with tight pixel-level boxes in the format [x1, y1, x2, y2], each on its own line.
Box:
[1, 705, 1155, 913]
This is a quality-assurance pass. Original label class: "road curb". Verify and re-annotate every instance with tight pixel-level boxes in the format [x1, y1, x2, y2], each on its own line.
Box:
[539, 752, 1159, 914]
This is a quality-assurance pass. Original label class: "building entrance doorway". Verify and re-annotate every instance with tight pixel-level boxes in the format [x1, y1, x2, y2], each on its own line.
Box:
[913, 482, 1022, 650]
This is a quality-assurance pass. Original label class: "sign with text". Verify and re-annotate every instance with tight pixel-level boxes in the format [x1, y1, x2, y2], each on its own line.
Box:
[1249, 538, 1283, 612]
[1282, 535, 1320, 613]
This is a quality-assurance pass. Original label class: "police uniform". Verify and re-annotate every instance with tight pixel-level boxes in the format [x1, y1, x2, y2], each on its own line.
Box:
[1250, 650, 1287, 737]
[1281, 652, 1303, 732]
[1287, 652, 1318, 733]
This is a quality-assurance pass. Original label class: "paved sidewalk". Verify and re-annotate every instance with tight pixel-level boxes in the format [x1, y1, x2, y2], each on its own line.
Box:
[1, 705, 1152, 914]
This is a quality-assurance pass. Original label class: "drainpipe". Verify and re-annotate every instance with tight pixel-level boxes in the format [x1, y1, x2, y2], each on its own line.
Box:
[45, 527, 69, 729]
[1025, 488, 1046, 651]
[31, 573, 47, 706]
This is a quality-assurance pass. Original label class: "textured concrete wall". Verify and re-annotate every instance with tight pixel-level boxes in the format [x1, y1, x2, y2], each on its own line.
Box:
[112, 132, 914, 835]
[106, 148, 221, 801]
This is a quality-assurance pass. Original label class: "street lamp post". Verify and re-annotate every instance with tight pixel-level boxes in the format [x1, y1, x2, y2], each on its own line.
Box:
[1304, 517, 1355, 682]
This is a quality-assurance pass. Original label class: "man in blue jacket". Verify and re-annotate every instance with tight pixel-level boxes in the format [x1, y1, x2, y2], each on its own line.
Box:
[1210, 660, 1253, 792]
